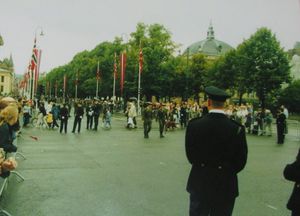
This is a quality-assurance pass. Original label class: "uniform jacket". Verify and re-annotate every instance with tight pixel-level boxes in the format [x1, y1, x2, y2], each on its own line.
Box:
[60, 107, 69, 120]
[284, 149, 300, 211]
[185, 112, 248, 201]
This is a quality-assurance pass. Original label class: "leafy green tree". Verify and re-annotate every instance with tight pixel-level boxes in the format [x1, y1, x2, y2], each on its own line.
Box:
[279, 80, 300, 113]
[128, 23, 177, 100]
[238, 28, 291, 108]
[188, 54, 207, 99]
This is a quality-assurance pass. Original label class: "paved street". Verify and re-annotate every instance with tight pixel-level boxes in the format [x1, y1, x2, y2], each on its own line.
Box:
[1, 115, 300, 216]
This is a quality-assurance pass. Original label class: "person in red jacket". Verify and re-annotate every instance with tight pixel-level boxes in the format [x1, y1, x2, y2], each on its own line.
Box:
[284, 148, 300, 216]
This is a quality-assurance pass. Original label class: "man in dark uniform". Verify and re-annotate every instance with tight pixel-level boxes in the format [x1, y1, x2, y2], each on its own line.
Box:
[93, 101, 101, 131]
[59, 104, 69, 134]
[276, 108, 286, 144]
[72, 103, 84, 133]
[185, 86, 248, 216]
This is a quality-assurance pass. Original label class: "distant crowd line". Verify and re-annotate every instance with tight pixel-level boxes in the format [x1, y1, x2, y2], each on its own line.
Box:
[0, 96, 290, 143]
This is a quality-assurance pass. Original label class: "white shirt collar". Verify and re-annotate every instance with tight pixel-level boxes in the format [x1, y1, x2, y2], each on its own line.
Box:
[209, 109, 225, 114]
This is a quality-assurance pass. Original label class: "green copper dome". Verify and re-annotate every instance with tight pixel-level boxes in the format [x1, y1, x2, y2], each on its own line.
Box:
[185, 23, 234, 56]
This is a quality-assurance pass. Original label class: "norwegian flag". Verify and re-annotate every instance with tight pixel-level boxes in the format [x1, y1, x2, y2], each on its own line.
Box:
[139, 48, 143, 74]
[30, 38, 38, 71]
[120, 52, 126, 96]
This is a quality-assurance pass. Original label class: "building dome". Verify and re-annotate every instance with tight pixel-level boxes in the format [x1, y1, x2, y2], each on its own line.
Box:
[185, 23, 234, 57]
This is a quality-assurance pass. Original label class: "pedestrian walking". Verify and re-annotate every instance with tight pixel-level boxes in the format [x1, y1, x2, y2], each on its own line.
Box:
[283, 148, 300, 216]
[264, 109, 273, 136]
[51, 104, 60, 128]
[185, 86, 248, 216]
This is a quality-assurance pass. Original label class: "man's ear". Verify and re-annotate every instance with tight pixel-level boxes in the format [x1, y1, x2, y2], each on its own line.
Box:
[207, 99, 211, 107]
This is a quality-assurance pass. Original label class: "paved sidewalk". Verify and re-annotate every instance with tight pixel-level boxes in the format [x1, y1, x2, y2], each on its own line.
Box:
[1, 116, 299, 216]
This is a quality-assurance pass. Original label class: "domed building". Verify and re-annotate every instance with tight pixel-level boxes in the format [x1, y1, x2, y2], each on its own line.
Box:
[184, 23, 234, 58]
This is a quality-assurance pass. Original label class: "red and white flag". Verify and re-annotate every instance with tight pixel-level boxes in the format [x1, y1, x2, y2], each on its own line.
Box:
[30, 38, 38, 72]
[139, 48, 143, 75]
[120, 52, 126, 96]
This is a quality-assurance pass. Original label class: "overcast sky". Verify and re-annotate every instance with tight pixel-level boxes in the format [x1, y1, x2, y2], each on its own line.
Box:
[1, 0, 300, 75]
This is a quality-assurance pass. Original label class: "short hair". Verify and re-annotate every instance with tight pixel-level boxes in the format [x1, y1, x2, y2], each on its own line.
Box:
[211, 100, 225, 108]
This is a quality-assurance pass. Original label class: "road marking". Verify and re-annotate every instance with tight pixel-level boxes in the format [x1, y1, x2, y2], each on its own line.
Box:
[266, 204, 277, 210]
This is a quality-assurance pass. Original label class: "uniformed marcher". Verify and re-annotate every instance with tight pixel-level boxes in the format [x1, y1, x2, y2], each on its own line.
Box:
[284, 148, 300, 216]
[185, 86, 248, 216]
[156, 103, 168, 138]
[142, 102, 153, 138]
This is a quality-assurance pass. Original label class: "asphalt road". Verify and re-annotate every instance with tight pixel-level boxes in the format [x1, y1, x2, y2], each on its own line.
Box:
[1, 115, 299, 216]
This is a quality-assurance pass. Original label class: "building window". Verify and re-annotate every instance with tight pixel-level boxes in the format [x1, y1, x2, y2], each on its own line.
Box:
[0, 86, 3, 93]
[1, 76, 4, 82]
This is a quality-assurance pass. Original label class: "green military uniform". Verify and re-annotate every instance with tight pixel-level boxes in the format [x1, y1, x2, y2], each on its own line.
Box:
[142, 104, 153, 138]
[157, 105, 168, 138]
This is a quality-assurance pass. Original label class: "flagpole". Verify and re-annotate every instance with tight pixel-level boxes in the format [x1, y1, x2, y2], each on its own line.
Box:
[113, 53, 116, 101]
[137, 47, 143, 116]
[75, 72, 78, 101]
[137, 67, 141, 115]
[63, 75, 66, 103]
[49, 82, 52, 98]
[55, 81, 57, 98]
[96, 61, 99, 98]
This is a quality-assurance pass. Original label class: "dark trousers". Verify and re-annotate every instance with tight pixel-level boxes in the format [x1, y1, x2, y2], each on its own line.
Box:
[94, 115, 99, 130]
[292, 210, 300, 216]
[87, 115, 93, 129]
[143, 120, 152, 138]
[277, 124, 285, 144]
[159, 120, 165, 136]
[52, 118, 59, 128]
[72, 116, 82, 133]
[60, 119, 68, 133]
[189, 193, 235, 216]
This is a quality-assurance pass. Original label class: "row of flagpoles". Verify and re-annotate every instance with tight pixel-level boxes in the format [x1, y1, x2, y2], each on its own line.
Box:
[19, 41, 143, 104]
[19, 38, 42, 100]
